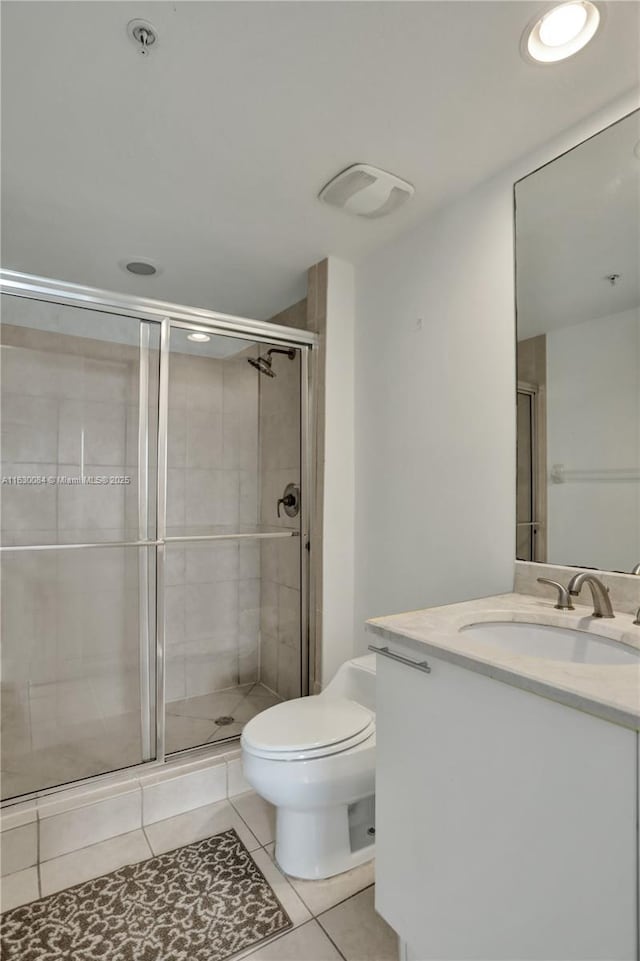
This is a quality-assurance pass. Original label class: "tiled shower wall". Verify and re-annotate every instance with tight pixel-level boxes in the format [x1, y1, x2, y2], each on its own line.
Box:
[164, 347, 262, 700]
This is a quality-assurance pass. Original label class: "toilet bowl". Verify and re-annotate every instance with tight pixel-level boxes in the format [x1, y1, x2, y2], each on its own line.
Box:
[241, 655, 376, 880]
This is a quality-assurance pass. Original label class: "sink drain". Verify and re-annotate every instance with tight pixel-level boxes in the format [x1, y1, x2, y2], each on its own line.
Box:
[215, 716, 235, 726]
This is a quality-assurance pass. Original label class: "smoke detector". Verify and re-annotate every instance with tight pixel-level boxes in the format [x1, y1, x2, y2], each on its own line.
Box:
[318, 164, 414, 218]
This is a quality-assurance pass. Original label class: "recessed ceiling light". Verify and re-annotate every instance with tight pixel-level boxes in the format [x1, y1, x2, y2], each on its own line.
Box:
[124, 260, 157, 276]
[187, 332, 211, 343]
[524, 2, 601, 63]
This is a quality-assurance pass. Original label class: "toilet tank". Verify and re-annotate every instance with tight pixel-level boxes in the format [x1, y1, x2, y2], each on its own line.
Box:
[321, 655, 376, 713]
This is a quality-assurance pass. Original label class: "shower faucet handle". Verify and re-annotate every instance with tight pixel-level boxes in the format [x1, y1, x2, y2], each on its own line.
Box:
[277, 494, 295, 517]
[277, 483, 300, 518]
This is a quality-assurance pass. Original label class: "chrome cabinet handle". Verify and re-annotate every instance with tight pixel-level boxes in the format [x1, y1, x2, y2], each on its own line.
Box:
[368, 644, 431, 674]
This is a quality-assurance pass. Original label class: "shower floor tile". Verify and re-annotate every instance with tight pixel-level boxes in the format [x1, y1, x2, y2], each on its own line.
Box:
[166, 683, 283, 753]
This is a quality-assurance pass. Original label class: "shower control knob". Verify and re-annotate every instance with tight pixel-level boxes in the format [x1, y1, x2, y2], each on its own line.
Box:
[277, 483, 300, 519]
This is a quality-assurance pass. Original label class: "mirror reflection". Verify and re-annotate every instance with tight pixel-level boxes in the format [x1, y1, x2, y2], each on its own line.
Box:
[515, 110, 640, 573]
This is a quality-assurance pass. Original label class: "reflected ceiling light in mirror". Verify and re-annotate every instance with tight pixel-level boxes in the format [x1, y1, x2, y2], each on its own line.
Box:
[524, 2, 601, 63]
[187, 332, 211, 343]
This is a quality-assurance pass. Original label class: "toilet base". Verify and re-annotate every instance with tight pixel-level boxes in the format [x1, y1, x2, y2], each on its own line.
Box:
[274, 803, 375, 880]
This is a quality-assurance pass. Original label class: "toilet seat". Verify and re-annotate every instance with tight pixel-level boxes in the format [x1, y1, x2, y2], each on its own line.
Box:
[242, 697, 375, 761]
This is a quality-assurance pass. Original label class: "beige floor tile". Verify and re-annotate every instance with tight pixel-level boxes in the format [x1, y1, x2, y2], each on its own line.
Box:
[318, 887, 398, 961]
[1, 867, 39, 912]
[209, 720, 246, 742]
[164, 713, 218, 753]
[167, 686, 252, 720]
[244, 920, 343, 960]
[40, 829, 152, 896]
[144, 799, 260, 855]
[231, 791, 276, 845]
[286, 858, 376, 916]
[167, 683, 282, 749]
[250, 847, 311, 929]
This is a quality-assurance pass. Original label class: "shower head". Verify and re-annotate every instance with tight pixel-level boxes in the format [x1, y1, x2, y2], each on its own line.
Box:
[247, 347, 295, 377]
[248, 355, 277, 377]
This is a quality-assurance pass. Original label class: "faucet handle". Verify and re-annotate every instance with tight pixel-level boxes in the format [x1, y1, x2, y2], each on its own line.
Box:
[634, 607, 640, 626]
[537, 577, 574, 611]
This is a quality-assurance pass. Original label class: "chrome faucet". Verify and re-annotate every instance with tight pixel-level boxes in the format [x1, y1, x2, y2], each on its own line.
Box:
[567, 572, 614, 618]
[634, 608, 640, 626]
[631, 564, 640, 575]
[537, 577, 574, 610]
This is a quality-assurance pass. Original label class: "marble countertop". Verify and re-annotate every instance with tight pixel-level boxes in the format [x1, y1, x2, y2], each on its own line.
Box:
[366, 593, 640, 730]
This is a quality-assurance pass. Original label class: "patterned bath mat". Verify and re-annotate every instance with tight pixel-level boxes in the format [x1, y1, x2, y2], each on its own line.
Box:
[1, 828, 292, 961]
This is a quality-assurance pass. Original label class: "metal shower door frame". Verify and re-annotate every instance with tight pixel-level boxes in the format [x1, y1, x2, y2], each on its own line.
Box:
[155, 317, 313, 761]
[0, 269, 317, 802]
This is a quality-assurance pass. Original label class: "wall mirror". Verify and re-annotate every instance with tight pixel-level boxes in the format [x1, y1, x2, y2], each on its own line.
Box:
[515, 109, 640, 574]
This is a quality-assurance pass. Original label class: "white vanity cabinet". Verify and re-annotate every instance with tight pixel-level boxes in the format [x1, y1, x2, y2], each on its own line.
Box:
[373, 642, 639, 961]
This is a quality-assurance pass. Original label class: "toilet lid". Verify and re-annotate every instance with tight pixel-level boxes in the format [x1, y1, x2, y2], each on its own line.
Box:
[242, 697, 374, 759]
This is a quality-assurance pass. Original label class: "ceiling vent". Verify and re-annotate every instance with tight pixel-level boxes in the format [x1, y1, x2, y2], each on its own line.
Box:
[318, 164, 414, 218]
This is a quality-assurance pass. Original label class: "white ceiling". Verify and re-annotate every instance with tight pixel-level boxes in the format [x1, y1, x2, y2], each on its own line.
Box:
[516, 108, 640, 339]
[2, 1, 639, 320]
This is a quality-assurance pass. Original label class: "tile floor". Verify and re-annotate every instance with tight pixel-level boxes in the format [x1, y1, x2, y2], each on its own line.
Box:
[166, 683, 283, 751]
[1, 790, 398, 961]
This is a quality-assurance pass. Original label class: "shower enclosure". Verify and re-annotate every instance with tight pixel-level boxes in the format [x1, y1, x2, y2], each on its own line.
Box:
[0, 271, 315, 803]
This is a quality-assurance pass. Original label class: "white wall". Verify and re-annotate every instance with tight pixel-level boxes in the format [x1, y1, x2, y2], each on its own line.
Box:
[354, 176, 516, 643]
[547, 307, 640, 572]
[322, 257, 356, 684]
[353, 91, 639, 652]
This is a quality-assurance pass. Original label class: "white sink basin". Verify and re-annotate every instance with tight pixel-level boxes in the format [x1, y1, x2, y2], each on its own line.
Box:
[459, 621, 640, 666]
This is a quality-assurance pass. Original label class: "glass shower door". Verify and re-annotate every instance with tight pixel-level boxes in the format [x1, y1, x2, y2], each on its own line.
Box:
[0, 294, 160, 800]
[161, 324, 305, 754]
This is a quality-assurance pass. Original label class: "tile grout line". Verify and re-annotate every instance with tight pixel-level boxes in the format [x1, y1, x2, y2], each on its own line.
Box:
[227, 808, 315, 923]
[139, 780, 146, 830]
[37, 827, 151, 870]
[314, 920, 349, 961]
[35, 805, 42, 899]
[28, 796, 245, 902]
[228, 796, 267, 853]
[315, 883, 378, 960]
[140, 821, 155, 857]
[256, 837, 375, 927]
[30, 789, 226, 870]
[267, 850, 312, 921]
[316, 881, 376, 921]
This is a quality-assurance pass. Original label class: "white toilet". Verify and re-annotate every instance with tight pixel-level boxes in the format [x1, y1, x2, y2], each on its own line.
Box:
[241, 655, 376, 880]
